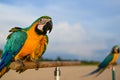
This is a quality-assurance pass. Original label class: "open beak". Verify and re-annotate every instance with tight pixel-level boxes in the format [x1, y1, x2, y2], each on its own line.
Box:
[43, 20, 53, 33]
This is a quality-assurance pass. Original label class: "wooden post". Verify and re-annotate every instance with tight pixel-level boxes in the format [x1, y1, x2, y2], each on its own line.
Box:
[112, 67, 116, 80]
[54, 67, 61, 80]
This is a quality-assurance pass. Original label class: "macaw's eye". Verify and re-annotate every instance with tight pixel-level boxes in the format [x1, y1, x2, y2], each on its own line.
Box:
[39, 19, 49, 25]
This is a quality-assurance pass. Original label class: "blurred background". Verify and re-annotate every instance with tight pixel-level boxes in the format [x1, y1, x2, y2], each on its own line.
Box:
[0, 0, 120, 62]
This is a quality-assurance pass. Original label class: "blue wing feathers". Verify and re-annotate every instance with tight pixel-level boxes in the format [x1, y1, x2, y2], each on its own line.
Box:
[84, 53, 114, 77]
[98, 54, 113, 68]
[0, 31, 27, 71]
[0, 52, 12, 70]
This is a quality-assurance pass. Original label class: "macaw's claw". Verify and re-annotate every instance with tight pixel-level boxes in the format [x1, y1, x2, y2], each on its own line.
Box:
[15, 59, 26, 73]
[35, 60, 40, 70]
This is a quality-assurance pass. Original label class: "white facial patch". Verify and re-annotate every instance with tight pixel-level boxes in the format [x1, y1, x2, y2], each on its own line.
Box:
[38, 24, 44, 31]
[37, 18, 51, 31]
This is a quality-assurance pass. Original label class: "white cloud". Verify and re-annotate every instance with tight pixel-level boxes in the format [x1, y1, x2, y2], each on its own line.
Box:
[52, 22, 86, 42]
[0, 3, 37, 25]
[47, 22, 108, 60]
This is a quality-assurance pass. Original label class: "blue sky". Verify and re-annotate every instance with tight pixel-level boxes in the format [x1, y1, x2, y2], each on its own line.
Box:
[0, 0, 120, 62]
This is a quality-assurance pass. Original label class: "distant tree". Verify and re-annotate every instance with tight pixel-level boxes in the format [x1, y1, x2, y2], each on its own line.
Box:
[81, 60, 99, 65]
[39, 57, 44, 61]
[56, 56, 62, 61]
[39, 57, 53, 61]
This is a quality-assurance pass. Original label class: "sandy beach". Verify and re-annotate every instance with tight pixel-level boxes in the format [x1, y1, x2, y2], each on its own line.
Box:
[1, 65, 120, 80]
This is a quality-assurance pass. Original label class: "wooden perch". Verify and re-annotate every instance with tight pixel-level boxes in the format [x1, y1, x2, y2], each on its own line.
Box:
[10, 61, 81, 70]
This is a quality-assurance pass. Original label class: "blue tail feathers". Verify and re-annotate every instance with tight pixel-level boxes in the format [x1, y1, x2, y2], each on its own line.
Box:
[0, 52, 13, 71]
[87, 68, 101, 76]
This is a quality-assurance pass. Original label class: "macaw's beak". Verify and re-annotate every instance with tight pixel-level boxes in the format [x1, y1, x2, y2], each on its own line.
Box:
[43, 20, 53, 33]
[117, 47, 120, 53]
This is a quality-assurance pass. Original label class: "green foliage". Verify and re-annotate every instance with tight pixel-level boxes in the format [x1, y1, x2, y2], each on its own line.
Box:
[81, 60, 99, 65]
[39, 56, 79, 61]
[56, 56, 62, 61]
[39, 56, 100, 66]
[39, 57, 54, 61]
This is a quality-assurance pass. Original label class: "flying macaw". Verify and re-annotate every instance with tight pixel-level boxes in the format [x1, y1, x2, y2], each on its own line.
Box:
[0, 16, 53, 78]
[86, 45, 119, 77]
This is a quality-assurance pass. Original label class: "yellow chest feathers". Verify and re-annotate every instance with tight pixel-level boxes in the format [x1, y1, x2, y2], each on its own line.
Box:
[15, 30, 48, 60]
[24, 32, 47, 51]
[110, 53, 119, 64]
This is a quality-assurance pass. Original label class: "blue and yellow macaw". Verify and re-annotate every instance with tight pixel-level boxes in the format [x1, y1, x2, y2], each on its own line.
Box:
[86, 45, 119, 76]
[0, 16, 53, 78]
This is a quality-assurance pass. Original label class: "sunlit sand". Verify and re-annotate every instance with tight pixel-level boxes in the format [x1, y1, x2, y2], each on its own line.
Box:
[1, 65, 120, 80]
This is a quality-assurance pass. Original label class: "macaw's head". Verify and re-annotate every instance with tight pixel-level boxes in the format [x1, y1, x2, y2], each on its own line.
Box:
[34, 16, 53, 35]
[111, 45, 119, 53]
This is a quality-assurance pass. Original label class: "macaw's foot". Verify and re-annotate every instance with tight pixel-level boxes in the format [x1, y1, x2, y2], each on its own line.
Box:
[35, 60, 40, 70]
[15, 59, 26, 73]
[108, 65, 113, 70]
